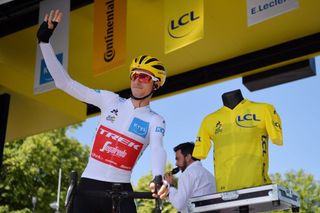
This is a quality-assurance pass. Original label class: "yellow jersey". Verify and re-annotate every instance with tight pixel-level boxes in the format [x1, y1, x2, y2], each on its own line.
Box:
[193, 99, 283, 192]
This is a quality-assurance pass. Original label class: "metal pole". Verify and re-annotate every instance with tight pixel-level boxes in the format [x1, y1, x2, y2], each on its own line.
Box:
[56, 168, 62, 213]
[32, 196, 37, 212]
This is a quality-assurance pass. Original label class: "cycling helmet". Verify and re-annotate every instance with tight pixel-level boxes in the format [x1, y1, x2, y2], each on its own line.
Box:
[130, 55, 166, 86]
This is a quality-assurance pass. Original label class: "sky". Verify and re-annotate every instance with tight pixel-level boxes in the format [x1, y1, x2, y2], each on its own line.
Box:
[68, 57, 320, 186]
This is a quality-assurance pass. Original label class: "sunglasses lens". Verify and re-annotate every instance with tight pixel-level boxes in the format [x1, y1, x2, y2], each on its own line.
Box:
[131, 73, 152, 83]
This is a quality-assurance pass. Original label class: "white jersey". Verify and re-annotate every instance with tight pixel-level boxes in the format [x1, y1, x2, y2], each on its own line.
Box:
[40, 43, 166, 183]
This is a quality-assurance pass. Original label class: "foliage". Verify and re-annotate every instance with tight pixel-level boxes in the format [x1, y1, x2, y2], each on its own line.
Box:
[0, 206, 31, 213]
[270, 169, 320, 213]
[0, 127, 90, 213]
[134, 163, 177, 213]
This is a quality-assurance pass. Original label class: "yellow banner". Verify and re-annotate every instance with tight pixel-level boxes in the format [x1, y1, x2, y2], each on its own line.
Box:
[165, 0, 203, 54]
[93, 0, 126, 75]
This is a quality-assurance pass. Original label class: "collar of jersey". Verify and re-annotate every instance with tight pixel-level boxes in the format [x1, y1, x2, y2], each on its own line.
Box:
[126, 98, 151, 111]
[222, 98, 248, 112]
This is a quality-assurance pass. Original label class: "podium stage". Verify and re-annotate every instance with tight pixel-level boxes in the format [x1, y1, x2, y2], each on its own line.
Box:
[190, 184, 300, 212]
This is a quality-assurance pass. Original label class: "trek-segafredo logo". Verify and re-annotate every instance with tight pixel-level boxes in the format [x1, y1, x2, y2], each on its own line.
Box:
[98, 127, 142, 151]
[235, 114, 261, 128]
[99, 141, 127, 158]
[129, 117, 149, 138]
[168, 10, 200, 38]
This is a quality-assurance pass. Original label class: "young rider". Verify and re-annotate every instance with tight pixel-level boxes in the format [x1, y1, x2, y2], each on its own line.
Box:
[37, 9, 169, 213]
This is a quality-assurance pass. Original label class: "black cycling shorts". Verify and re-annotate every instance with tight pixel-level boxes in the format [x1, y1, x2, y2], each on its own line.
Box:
[72, 178, 137, 213]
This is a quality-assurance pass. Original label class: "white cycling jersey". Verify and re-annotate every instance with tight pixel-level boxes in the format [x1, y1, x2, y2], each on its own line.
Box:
[40, 43, 166, 183]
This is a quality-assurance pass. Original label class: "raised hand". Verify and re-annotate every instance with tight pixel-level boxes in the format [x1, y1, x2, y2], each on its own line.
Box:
[37, 9, 63, 43]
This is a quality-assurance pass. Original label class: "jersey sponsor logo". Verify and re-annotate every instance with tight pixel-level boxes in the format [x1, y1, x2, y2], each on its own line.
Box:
[91, 125, 143, 171]
[261, 135, 268, 182]
[106, 115, 116, 122]
[235, 113, 261, 128]
[168, 10, 200, 38]
[99, 141, 127, 158]
[155, 126, 165, 136]
[261, 135, 268, 157]
[272, 120, 281, 130]
[128, 117, 149, 138]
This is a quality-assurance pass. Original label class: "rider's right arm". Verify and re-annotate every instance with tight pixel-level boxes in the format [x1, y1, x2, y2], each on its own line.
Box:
[150, 115, 166, 177]
[39, 42, 117, 107]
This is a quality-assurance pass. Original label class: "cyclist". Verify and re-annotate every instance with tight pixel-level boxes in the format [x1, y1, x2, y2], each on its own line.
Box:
[37, 10, 168, 213]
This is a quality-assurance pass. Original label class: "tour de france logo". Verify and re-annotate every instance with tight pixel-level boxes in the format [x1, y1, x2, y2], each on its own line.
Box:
[106, 109, 119, 123]
[215, 121, 223, 134]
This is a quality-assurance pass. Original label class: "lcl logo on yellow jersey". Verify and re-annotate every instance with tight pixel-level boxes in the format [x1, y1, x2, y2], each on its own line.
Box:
[236, 114, 261, 128]
[168, 10, 200, 38]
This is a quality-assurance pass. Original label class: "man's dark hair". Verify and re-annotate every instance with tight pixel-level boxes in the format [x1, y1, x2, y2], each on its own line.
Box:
[173, 142, 199, 161]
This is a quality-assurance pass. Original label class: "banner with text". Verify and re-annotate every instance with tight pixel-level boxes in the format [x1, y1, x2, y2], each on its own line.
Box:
[247, 0, 299, 26]
[34, 0, 70, 94]
[93, 0, 127, 75]
[164, 0, 203, 54]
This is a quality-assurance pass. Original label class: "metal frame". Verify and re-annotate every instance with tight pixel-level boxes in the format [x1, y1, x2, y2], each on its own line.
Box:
[190, 184, 300, 213]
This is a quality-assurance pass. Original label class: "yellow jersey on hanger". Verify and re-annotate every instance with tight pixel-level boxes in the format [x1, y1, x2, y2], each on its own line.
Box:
[193, 99, 283, 192]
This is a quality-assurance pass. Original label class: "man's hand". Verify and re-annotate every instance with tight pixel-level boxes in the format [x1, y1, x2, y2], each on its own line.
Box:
[37, 9, 63, 43]
[149, 180, 169, 200]
[164, 172, 176, 187]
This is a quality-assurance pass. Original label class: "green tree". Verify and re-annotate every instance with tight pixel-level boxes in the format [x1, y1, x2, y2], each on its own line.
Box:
[0, 127, 90, 213]
[270, 169, 320, 213]
[134, 163, 177, 213]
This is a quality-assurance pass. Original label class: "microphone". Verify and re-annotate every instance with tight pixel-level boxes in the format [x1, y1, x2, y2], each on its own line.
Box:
[171, 167, 180, 175]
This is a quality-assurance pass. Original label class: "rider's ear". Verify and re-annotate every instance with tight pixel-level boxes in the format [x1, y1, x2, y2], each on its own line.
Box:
[154, 83, 160, 90]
